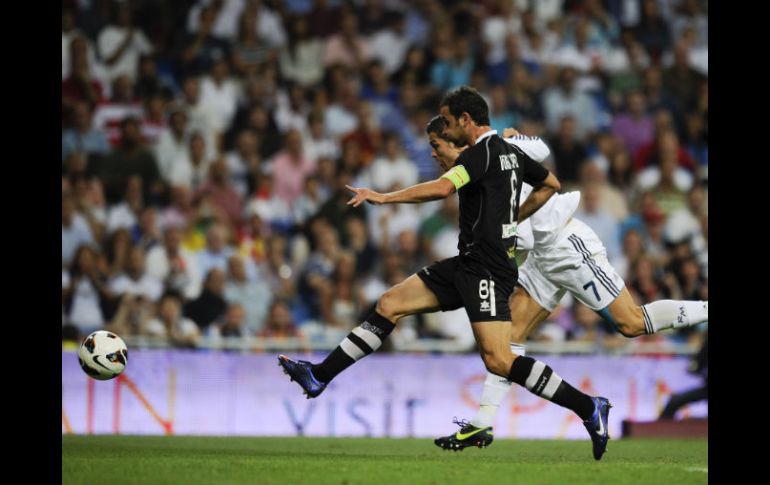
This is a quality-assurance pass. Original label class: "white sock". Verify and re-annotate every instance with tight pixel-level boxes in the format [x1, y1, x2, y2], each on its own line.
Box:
[470, 343, 526, 429]
[643, 300, 709, 334]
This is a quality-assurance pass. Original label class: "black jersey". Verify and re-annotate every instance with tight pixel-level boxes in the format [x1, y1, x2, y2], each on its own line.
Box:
[453, 131, 549, 278]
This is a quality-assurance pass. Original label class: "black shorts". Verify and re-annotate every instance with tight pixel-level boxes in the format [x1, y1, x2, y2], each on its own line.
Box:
[417, 256, 517, 322]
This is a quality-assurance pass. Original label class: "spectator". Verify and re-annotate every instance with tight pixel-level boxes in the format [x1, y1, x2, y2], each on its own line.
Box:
[177, 5, 230, 79]
[224, 129, 261, 196]
[105, 175, 144, 234]
[302, 110, 340, 165]
[368, 11, 411, 75]
[109, 245, 163, 303]
[134, 54, 177, 100]
[430, 36, 475, 92]
[360, 132, 418, 193]
[195, 223, 235, 277]
[224, 255, 272, 335]
[663, 40, 707, 114]
[212, 302, 249, 338]
[579, 162, 629, 223]
[145, 226, 202, 300]
[488, 85, 517, 135]
[104, 228, 132, 279]
[546, 115, 588, 187]
[247, 171, 293, 233]
[269, 129, 317, 208]
[62, 194, 95, 268]
[199, 58, 240, 136]
[97, 1, 153, 83]
[292, 175, 326, 226]
[154, 109, 191, 184]
[184, 268, 228, 332]
[62, 245, 115, 337]
[611, 90, 654, 158]
[62, 8, 102, 82]
[634, 0, 671, 62]
[323, 9, 371, 70]
[99, 118, 161, 203]
[614, 228, 646, 281]
[230, 10, 274, 78]
[542, 67, 599, 141]
[62, 36, 106, 118]
[280, 15, 325, 88]
[196, 158, 244, 228]
[638, 132, 692, 215]
[574, 183, 622, 262]
[142, 293, 201, 347]
[169, 132, 213, 191]
[274, 84, 310, 135]
[321, 250, 365, 329]
[259, 299, 302, 338]
[628, 255, 679, 306]
[62, 101, 111, 163]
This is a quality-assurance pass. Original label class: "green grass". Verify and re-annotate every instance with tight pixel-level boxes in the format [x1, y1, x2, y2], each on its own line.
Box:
[62, 436, 707, 485]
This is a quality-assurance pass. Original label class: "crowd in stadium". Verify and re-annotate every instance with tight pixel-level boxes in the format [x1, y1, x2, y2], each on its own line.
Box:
[61, 0, 708, 351]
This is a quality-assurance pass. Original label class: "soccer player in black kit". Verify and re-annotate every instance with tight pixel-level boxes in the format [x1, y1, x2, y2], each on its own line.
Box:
[279, 86, 612, 459]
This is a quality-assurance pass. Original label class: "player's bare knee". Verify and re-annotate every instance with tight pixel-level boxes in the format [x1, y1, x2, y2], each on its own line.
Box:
[616, 311, 646, 338]
[375, 290, 400, 322]
[480, 351, 509, 377]
[510, 326, 527, 344]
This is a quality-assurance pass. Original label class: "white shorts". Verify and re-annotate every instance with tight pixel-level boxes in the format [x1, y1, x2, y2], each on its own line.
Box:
[517, 218, 625, 312]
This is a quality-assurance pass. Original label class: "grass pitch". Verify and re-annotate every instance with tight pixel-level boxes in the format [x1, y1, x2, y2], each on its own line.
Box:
[62, 436, 707, 485]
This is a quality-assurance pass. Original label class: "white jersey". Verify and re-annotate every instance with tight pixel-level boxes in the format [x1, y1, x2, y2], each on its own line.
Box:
[503, 136, 581, 250]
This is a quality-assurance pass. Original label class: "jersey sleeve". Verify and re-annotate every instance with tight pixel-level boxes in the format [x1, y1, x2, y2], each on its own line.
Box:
[440, 164, 470, 190]
[521, 155, 549, 186]
[504, 136, 551, 163]
[440, 144, 489, 190]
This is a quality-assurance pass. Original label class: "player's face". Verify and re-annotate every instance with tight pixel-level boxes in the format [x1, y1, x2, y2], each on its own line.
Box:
[439, 105, 467, 146]
[429, 132, 458, 172]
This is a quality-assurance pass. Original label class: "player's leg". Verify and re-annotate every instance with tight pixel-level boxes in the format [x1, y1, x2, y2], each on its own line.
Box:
[555, 219, 708, 337]
[470, 320, 595, 418]
[435, 319, 516, 450]
[310, 273, 441, 383]
[437, 285, 547, 452]
[279, 258, 461, 398]
[659, 384, 708, 419]
[466, 269, 608, 448]
[466, 258, 568, 432]
[470, 318, 610, 460]
[470, 286, 551, 430]
[604, 288, 708, 337]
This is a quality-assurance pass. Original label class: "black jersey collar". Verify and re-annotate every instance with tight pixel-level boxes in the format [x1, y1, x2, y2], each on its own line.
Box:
[474, 129, 497, 145]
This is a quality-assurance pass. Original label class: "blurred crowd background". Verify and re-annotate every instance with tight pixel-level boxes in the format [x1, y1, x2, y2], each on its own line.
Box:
[62, 0, 708, 352]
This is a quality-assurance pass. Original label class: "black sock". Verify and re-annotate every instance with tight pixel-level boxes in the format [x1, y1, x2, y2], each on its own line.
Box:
[507, 356, 595, 421]
[312, 310, 395, 383]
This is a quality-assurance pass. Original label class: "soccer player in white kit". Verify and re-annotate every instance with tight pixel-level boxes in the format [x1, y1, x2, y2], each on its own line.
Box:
[426, 121, 709, 450]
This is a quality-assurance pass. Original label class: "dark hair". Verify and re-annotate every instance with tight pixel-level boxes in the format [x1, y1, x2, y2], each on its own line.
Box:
[425, 115, 447, 136]
[120, 116, 140, 131]
[440, 86, 490, 126]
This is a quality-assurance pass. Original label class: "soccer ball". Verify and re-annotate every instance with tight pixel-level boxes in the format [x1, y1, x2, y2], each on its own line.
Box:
[78, 331, 128, 380]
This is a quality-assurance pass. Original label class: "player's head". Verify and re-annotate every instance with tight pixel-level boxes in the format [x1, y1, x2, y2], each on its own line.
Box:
[439, 86, 490, 145]
[426, 115, 457, 172]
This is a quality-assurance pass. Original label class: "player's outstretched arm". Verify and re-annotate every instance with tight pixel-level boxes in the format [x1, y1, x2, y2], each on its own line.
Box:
[346, 178, 456, 207]
[517, 171, 560, 223]
[503, 127, 551, 163]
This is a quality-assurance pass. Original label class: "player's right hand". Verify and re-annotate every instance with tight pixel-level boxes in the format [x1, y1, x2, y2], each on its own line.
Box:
[346, 185, 384, 207]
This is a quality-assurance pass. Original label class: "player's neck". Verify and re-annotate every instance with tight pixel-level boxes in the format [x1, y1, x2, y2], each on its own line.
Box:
[468, 125, 493, 145]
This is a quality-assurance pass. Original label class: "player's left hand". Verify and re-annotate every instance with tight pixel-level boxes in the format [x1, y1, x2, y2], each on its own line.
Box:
[346, 185, 384, 207]
[503, 127, 520, 138]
